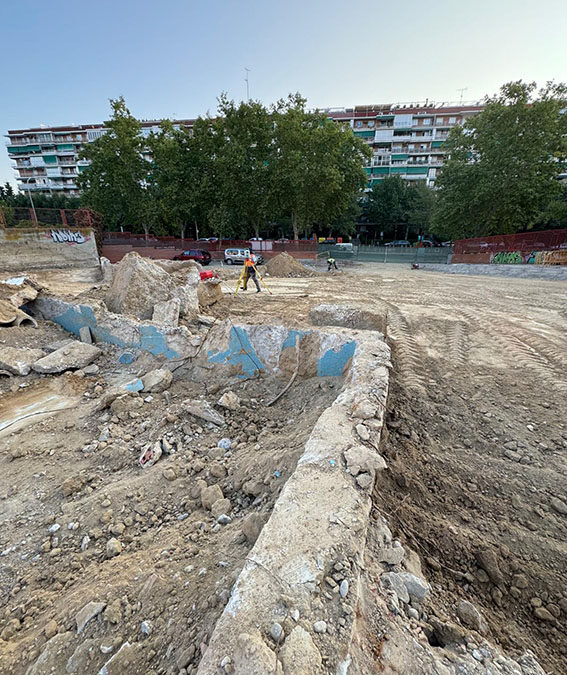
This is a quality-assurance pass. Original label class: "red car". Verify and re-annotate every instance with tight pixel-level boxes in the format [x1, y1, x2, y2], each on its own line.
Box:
[172, 249, 211, 265]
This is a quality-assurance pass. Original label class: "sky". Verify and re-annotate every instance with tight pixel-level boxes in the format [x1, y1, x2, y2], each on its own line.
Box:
[1, 0, 567, 187]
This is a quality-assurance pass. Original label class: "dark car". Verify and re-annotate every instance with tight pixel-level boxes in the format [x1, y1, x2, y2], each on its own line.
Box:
[172, 249, 211, 265]
[384, 240, 410, 247]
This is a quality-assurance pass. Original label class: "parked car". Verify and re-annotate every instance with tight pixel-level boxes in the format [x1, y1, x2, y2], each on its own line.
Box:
[198, 237, 219, 243]
[384, 240, 410, 247]
[333, 242, 354, 252]
[172, 249, 212, 265]
[224, 248, 265, 265]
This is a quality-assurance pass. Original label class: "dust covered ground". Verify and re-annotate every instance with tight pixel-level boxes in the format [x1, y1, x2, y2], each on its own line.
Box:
[0, 261, 566, 674]
[226, 263, 567, 673]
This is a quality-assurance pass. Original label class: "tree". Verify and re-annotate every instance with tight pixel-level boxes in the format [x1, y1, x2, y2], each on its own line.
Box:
[432, 81, 567, 240]
[271, 94, 370, 239]
[77, 97, 151, 232]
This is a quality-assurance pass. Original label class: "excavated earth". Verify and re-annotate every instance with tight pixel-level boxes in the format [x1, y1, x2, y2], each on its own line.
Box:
[0, 261, 565, 674]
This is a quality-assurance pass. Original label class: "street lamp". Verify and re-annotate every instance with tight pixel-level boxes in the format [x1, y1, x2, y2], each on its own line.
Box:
[22, 177, 38, 226]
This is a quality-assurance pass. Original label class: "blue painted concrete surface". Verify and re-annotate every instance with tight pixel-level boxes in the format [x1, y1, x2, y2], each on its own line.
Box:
[208, 326, 265, 378]
[317, 341, 357, 377]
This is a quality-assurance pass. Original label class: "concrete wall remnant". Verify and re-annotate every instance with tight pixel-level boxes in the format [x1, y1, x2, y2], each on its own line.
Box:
[0, 227, 99, 272]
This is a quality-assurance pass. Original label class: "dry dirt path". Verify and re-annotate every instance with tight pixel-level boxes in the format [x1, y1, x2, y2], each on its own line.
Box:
[231, 263, 567, 673]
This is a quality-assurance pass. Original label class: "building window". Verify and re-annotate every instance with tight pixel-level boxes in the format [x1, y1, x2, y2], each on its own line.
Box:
[423, 118, 432, 125]
[356, 121, 363, 127]
[368, 121, 375, 128]
[449, 117, 457, 124]
[437, 118, 444, 125]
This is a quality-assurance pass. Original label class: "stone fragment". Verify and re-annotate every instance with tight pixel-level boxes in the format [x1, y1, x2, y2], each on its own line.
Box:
[62, 475, 86, 497]
[343, 444, 387, 477]
[44, 619, 58, 639]
[355, 423, 370, 441]
[83, 364, 100, 375]
[241, 513, 264, 543]
[79, 325, 92, 344]
[339, 580, 349, 598]
[26, 632, 75, 674]
[312, 620, 327, 633]
[76, 601, 106, 634]
[218, 391, 241, 410]
[162, 467, 177, 482]
[233, 631, 277, 675]
[201, 484, 224, 510]
[183, 398, 225, 426]
[32, 342, 101, 374]
[139, 441, 162, 468]
[211, 498, 232, 519]
[177, 645, 196, 669]
[197, 278, 223, 308]
[270, 622, 283, 642]
[457, 600, 487, 633]
[152, 297, 181, 327]
[141, 368, 173, 393]
[381, 572, 410, 604]
[356, 473, 373, 489]
[550, 497, 567, 515]
[476, 548, 504, 586]
[106, 538, 122, 557]
[377, 543, 405, 565]
[279, 626, 321, 675]
[399, 572, 431, 604]
[0, 346, 45, 376]
[98, 641, 135, 674]
[534, 607, 555, 621]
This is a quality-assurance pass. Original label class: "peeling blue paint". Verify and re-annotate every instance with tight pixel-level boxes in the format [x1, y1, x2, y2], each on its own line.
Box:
[125, 379, 144, 392]
[317, 341, 356, 377]
[208, 326, 265, 378]
[50, 304, 179, 359]
[282, 329, 307, 350]
[119, 352, 136, 364]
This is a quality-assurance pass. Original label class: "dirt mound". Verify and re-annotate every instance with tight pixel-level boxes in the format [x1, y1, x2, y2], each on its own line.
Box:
[265, 252, 315, 278]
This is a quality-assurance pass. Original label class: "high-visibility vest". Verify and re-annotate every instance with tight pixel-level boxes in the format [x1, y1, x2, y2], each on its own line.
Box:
[245, 258, 254, 267]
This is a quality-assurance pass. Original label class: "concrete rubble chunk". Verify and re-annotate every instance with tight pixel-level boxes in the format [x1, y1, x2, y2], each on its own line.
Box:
[381, 572, 410, 604]
[233, 631, 278, 675]
[141, 368, 173, 393]
[32, 342, 101, 374]
[98, 641, 134, 675]
[308, 303, 385, 332]
[75, 601, 106, 634]
[398, 572, 431, 604]
[105, 252, 199, 320]
[279, 626, 322, 674]
[183, 398, 225, 426]
[457, 599, 488, 634]
[79, 325, 92, 344]
[139, 441, 162, 468]
[201, 485, 224, 510]
[26, 632, 75, 675]
[343, 445, 387, 476]
[0, 276, 40, 307]
[197, 277, 223, 308]
[218, 391, 240, 410]
[0, 346, 45, 376]
[152, 297, 181, 327]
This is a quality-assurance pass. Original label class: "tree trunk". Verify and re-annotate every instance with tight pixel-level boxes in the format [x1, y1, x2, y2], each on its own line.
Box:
[194, 220, 199, 241]
[291, 209, 298, 241]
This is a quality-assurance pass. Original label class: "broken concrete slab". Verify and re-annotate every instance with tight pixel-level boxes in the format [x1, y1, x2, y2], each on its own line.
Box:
[197, 278, 223, 308]
[75, 601, 106, 634]
[309, 303, 386, 333]
[0, 275, 41, 307]
[32, 342, 101, 374]
[343, 444, 387, 477]
[182, 399, 225, 426]
[152, 298, 180, 327]
[105, 252, 199, 320]
[0, 346, 45, 376]
[141, 368, 173, 393]
[79, 325, 92, 344]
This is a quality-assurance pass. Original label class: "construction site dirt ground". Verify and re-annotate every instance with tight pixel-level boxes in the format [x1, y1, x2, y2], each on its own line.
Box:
[0, 261, 566, 674]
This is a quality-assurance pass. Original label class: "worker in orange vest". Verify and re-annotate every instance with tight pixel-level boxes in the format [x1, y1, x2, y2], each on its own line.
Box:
[242, 253, 261, 292]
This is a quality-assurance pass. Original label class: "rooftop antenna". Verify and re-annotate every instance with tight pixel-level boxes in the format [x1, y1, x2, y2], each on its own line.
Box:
[244, 67, 251, 101]
[457, 87, 468, 104]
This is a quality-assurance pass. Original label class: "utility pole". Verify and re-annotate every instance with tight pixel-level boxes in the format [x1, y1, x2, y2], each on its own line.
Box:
[23, 178, 38, 226]
[244, 67, 251, 101]
[457, 87, 468, 104]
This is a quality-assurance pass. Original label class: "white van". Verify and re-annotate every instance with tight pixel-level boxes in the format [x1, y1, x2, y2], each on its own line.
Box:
[224, 248, 265, 265]
[334, 243, 354, 252]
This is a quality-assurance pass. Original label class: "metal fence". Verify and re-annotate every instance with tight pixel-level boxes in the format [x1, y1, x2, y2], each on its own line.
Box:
[318, 244, 451, 264]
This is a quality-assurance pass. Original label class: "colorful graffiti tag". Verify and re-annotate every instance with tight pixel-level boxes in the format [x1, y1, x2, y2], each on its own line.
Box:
[490, 251, 535, 264]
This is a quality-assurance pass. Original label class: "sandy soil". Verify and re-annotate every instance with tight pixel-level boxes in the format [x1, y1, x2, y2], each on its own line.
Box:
[1, 262, 565, 673]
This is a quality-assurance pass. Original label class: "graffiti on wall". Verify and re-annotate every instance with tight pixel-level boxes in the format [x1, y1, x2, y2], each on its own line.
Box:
[48, 229, 89, 245]
[490, 250, 567, 265]
[491, 251, 536, 264]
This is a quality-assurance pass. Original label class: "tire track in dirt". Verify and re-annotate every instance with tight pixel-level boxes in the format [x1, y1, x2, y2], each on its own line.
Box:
[385, 309, 427, 394]
[444, 320, 469, 368]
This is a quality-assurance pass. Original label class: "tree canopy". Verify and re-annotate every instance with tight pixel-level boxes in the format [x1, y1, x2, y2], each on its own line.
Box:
[76, 94, 371, 238]
[432, 81, 567, 240]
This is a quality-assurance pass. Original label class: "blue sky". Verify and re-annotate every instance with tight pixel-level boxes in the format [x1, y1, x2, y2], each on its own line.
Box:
[1, 0, 566, 187]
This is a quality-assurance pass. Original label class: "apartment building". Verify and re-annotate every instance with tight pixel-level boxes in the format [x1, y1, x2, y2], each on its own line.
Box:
[5, 102, 483, 196]
[326, 102, 484, 188]
[4, 121, 190, 197]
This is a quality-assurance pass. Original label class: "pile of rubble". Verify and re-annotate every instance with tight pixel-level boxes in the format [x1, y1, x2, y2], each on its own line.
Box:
[265, 252, 316, 278]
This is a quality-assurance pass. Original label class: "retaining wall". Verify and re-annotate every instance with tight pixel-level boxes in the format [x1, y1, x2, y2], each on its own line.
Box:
[0, 227, 99, 272]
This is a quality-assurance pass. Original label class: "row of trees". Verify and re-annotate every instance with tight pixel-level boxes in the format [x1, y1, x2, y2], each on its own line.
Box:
[77, 94, 371, 239]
